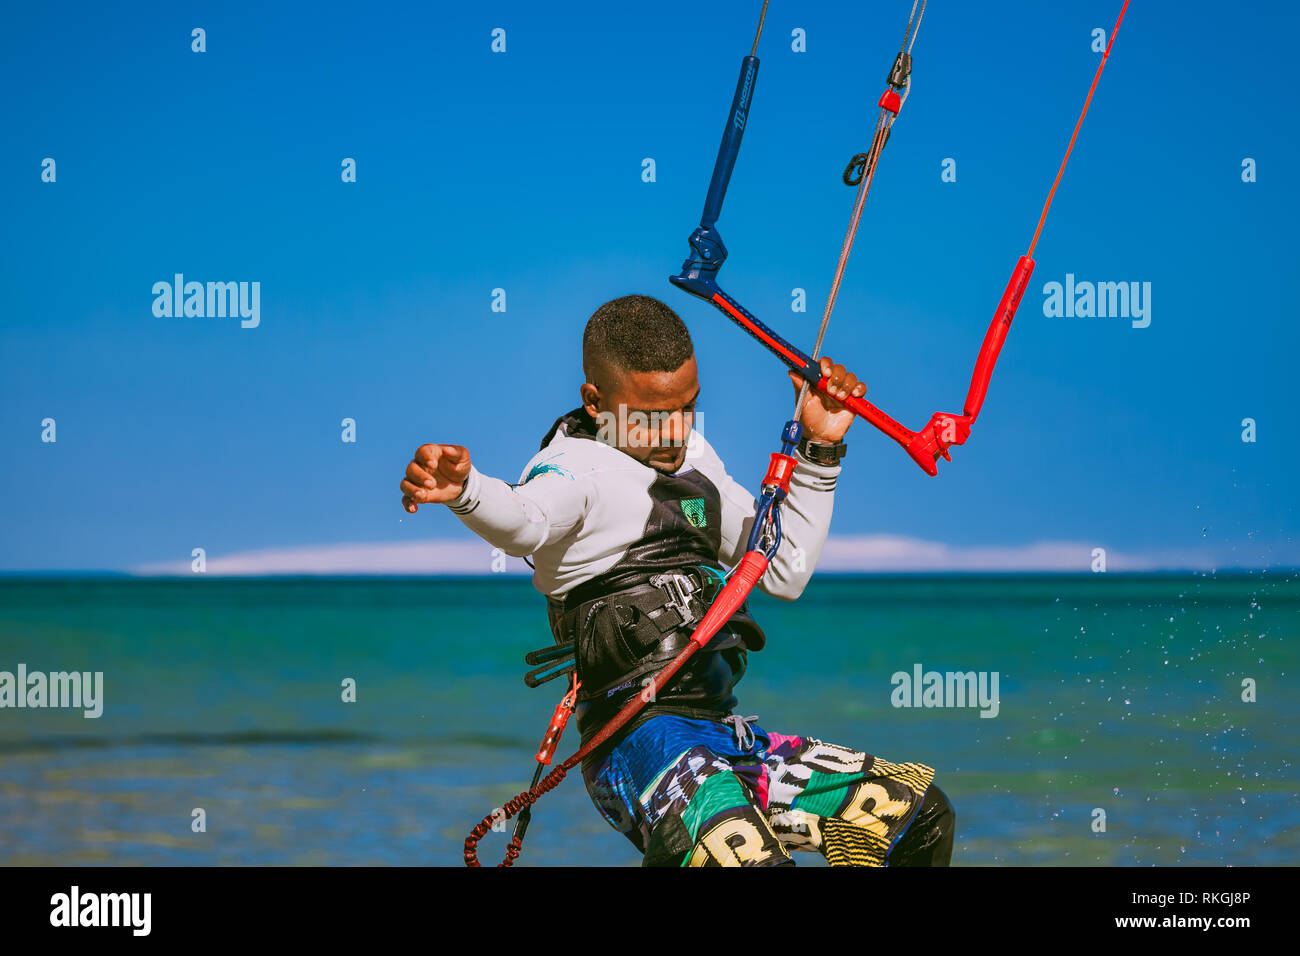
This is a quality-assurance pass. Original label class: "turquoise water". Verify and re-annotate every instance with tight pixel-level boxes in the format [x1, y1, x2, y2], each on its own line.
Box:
[0, 574, 1295, 866]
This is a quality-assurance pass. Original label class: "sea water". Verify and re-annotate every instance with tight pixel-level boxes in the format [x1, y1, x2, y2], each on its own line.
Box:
[0, 574, 1294, 866]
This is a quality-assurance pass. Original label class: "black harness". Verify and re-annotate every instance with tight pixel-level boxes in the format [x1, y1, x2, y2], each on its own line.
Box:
[521, 406, 767, 731]
[525, 565, 765, 702]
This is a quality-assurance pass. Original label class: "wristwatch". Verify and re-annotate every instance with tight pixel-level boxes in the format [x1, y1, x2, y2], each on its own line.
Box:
[797, 436, 848, 465]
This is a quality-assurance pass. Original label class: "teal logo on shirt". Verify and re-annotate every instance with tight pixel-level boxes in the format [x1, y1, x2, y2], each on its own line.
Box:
[680, 497, 707, 528]
[522, 454, 572, 484]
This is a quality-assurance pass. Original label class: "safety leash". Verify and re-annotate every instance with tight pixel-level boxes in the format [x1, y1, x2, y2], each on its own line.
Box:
[795, 0, 926, 422]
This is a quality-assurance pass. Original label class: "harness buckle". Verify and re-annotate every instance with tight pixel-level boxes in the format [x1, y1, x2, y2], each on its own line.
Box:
[649, 571, 701, 629]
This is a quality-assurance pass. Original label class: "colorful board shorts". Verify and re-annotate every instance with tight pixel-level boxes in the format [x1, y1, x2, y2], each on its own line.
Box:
[582, 714, 935, 866]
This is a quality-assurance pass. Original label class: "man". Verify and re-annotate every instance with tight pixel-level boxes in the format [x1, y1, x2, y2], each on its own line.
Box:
[402, 294, 954, 866]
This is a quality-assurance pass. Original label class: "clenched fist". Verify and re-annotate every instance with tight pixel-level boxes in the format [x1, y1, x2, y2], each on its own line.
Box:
[401, 444, 472, 513]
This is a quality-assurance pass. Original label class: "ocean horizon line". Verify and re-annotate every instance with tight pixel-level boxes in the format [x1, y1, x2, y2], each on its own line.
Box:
[0, 568, 1294, 581]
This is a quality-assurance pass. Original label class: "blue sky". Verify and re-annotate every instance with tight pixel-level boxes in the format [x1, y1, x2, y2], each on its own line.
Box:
[1, 0, 1296, 573]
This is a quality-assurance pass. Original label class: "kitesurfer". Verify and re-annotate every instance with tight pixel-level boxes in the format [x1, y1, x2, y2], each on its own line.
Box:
[402, 294, 954, 866]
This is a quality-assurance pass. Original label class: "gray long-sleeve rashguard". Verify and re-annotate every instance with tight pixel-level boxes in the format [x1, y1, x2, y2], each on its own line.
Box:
[445, 411, 840, 600]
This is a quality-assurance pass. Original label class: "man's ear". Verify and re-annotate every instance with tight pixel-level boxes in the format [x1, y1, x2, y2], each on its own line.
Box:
[580, 383, 600, 417]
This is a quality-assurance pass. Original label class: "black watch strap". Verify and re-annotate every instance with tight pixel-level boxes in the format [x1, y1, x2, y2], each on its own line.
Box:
[797, 436, 847, 465]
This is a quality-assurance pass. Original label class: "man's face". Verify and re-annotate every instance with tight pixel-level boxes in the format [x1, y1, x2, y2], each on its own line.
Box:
[582, 356, 700, 474]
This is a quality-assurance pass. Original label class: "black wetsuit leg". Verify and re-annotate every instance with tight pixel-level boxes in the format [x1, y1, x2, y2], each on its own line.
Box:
[889, 783, 955, 866]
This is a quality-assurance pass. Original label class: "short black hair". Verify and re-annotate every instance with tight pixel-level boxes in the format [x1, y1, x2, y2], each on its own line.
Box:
[583, 295, 694, 385]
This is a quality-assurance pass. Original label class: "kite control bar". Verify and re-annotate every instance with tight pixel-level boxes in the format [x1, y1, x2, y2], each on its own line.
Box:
[671, 0, 1128, 476]
[688, 252, 1032, 476]
[670, 0, 962, 474]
